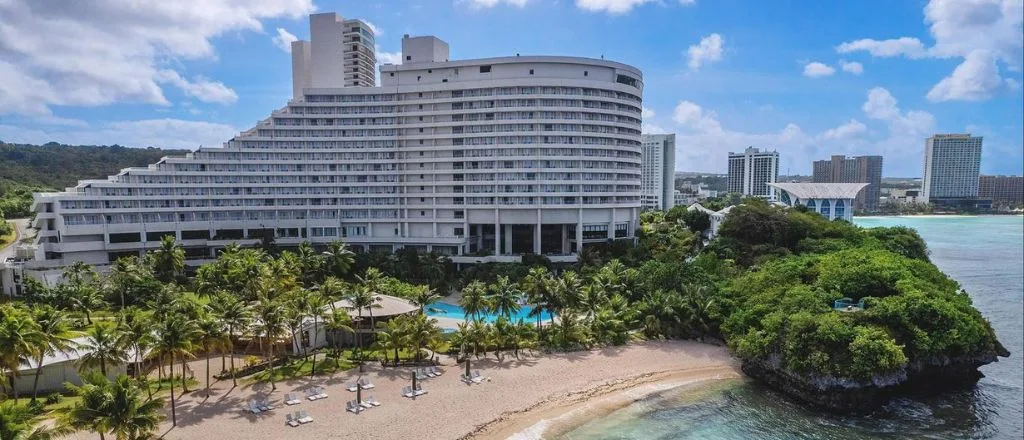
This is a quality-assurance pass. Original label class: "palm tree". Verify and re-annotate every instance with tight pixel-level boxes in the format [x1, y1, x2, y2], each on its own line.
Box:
[56, 262, 106, 325]
[0, 400, 63, 440]
[554, 271, 583, 312]
[78, 322, 127, 377]
[153, 313, 199, 427]
[522, 267, 554, 332]
[295, 242, 325, 287]
[29, 306, 79, 402]
[488, 276, 522, 320]
[409, 286, 441, 314]
[323, 309, 354, 368]
[0, 305, 43, 402]
[304, 292, 329, 377]
[372, 320, 402, 367]
[252, 299, 286, 390]
[196, 315, 228, 397]
[459, 281, 489, 322]
[347, 284, 381, 368]
[116, 308, 152, 380]
[208, 293, 251, 387]
[148, 235, 185, 284]
[323, 240, 354, 277]
[409, 314, 442, 363]
[59, 372, 164, 440]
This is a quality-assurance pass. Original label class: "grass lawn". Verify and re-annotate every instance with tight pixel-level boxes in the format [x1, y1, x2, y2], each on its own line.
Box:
[248, 354, 357, 383]
[9, 375, 197, 420]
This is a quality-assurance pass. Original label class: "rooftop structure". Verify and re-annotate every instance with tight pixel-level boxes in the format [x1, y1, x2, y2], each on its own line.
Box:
[769, 182, 869, 221]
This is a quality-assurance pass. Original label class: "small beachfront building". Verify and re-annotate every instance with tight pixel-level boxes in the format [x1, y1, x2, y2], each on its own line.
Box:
[686, 203, 734, 239]
[295, 294, 419, 353]
[13, 337, 144, 395]
[768, 182, 869, 221]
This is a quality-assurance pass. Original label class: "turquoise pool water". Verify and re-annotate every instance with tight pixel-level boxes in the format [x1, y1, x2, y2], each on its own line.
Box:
[426, 301, 554, 324]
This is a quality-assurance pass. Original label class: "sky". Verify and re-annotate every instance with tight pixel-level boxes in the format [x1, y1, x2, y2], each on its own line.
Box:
[0, 0, 1021, 177]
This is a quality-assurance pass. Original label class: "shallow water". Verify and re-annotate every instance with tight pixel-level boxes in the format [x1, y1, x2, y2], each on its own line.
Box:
[554, 216, 1024, 440]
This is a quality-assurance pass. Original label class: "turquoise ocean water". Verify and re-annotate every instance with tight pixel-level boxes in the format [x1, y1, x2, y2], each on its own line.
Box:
[554, 216, 1024, 440]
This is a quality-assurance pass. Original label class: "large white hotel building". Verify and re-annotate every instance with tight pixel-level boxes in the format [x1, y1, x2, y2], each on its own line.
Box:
[1, 12, 644, 291]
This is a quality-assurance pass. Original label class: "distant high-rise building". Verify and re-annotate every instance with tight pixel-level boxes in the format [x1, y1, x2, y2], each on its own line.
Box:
[727, 147, 779, 198]
[641, 134, 676, 211]
[812, 155, 883, 211]
[921, 134, 982, 204]
[979, 175, 1024, 206]
[291, 12, 378, 97]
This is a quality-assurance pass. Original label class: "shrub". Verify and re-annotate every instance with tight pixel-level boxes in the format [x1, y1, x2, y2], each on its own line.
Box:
[44, 393, 63, 405]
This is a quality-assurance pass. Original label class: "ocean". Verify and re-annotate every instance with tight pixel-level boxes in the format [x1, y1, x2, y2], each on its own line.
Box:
[554, 216, 1024, 440]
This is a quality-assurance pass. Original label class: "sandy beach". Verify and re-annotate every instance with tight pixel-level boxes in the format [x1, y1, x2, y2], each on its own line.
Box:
[61, 340, 737, 440]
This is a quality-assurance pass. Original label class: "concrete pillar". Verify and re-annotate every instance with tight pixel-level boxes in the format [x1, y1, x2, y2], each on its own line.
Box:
[561, 224, 569, 254]
[607, 207, 616, 239]
[575, 215, 584, 254]
[534, 209, 542, 254]
[494, 218, 501, 255]
[504, 224, 512, 255]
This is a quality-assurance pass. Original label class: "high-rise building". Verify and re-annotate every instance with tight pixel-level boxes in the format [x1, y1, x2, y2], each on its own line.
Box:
[727, 147, 779, 198]
[921, 134, 982, 204]
[811, 155, 883, 211]
[5, 12, 645, 292]
[979, 175, 1024, 206]
[640, 134, 676, 211]
[291, 12, 378, 96]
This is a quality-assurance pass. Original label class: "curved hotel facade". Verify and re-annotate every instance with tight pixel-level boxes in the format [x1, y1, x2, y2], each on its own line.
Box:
[4, 12, 643, 290]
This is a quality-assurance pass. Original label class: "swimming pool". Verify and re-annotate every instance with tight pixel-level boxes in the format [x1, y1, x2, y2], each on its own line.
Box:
[426, 301, 554, 324]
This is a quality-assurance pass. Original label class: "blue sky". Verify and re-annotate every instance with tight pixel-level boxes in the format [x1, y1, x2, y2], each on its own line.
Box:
[0, 0, 1021, 177]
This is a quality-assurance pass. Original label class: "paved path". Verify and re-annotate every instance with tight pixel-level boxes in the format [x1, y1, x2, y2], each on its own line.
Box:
[0, 218, 30, 261]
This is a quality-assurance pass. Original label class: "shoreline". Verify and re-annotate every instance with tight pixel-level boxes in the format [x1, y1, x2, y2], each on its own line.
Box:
[467, 365, 742, 440]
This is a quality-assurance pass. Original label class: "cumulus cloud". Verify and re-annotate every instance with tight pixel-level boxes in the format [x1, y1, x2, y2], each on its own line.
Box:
[575, 0, 654, 14]
[0, 0, 313, 116]
[836, 0, 1022, 101]
[839, 60, 864, 75]
[363, 20, 382, 36]
[0, 118, 239, 150]
[463, 0, 530, 8]
[687, 34, 724, 71]
[862, 87, 935, 137]
[272, 28, 299, 53]
[641, 106, 655, 118]
[154, 70, 238, 105]
[803, 62, 836, 78]
[376, 48, 403, 66]
[819, 119, 867, 140]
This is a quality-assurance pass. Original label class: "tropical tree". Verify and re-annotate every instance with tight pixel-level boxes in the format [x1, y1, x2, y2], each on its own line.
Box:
[147, 235, 185, 284]
[407, 314, 442, 362]
[0, 399, 63, 440]
[347, 284, 381, 366]
[59, 372, 164, 440]
[373, 319, 404, 367]
[116, 308, 152, 380]
[488, 276, 522, 320]
[323, 309, 354, 368]
[153, 313, 199, 427]
[208, 293, 250, 387]
[409, 286, 441, 314]
[196, 315, 228, 397]
[252, 298, 286, 390]
[323, 240, 354, 277]
[303, 291, 330, 377]
[295, 241, 325, 287]
[521, 267, 554, 332]
[28, 306, 79, 402]
[78, 322, 127, 377]
[459, 281, 489, 323]
[0, 305, 43, 401]
[55, 262, 106, 325]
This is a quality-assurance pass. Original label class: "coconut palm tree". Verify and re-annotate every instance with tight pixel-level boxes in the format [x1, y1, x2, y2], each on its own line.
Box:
[0, 305, 43, 402]
[521, 267, 554, 332]
[0, 400, 63, 440]
[409, 286, 441, 314]
[56, 262, 106, 325]
[116, 308, 152, 380]
[488, 276, 522, 321]
[459, 281, 489, 322]
[409, 314, 442, 363]
[195, 315, 228, 397]
[59, 372, 163, 440]
[29, 306, 79, 403]
[346, 284, 381, 368]
[323, 240, 354, 277]
[252, 298, 286, 390]
[78, 322, 127, 377]
[323, 309, 354, 368]
[147, 235, 185, 284]
[372, 320, 402, 367]
[304, 291, 330, 377]
[208, 293, 251, 387]
[153, 313, 199, 427]
[295, 241, 325, 287]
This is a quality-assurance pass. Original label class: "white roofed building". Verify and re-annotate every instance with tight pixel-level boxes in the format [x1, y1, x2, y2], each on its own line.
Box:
[769, 182, 869, 221]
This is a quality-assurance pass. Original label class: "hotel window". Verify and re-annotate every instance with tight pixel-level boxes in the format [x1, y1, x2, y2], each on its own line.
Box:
[480, 65, 491, 73]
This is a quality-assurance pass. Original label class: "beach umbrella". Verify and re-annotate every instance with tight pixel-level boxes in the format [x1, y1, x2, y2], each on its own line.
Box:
[412, 370, 417, 391]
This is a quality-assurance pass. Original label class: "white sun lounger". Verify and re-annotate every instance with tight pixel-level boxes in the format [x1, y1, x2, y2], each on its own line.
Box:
[346, 400, 362, 413]
[413, 386, 427, 396]
[285, 393, 301, 405]
[346, 382, 359, 392]
[306, 389, 319, 401]
[247, 401, 262, 414]
[314, 386, 327, 399]
[358, 378, 375, 389]
[258, 400, 274, 411]
[401, 386, 415, 398]
[367, 395, 381, 407]
[285, 413, 299, 427]
[297, 410, 313, 424]
[431, 366, 443, 376]
[471, 371, 484, 384]
[360, 399, 373, 409]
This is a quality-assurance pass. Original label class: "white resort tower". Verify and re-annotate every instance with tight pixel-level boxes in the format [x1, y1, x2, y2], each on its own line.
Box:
[1, 12, 644, 292]
[640, 134, 676, 211]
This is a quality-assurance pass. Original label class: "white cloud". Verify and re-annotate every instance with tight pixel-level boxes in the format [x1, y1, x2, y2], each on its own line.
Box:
[154, 70, 238, 105]
[32, 115, 89, 128]
[0, 118, 238, 150]
[687, 34, 724, 71]
[575, 0, 654, 14]
[672, 101, 722, 133]
[679, 0, 697, 4]
[839, 60, 864, 75]
[1006, 78, 1021, 91]
[463, 0, 530, 8]
[835, 37, 929, 59]
[819, 119, 867, 140]
[376, 48, 403, 66]
[835, 0, 1022, 101]
[642, 123, 668, 134]
[272, 28, 298, 53]
[641, 106, 655, 118]
[927, 50, 1004, 101]
[803, 62, 836, 78]
[862, 87, 935, 137]
[0, 0, 313, 116]
[363, 20, 382, 36]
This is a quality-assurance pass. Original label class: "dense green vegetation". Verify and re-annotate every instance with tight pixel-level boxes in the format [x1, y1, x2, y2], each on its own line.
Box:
[0, 142, 186, 218]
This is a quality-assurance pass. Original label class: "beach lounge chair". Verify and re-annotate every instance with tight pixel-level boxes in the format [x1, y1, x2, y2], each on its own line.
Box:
[413, 386, 427, 396]
[258, 399, 274, 411]
[285, 413, 299, 427]
[346, 382, 358, 392]
[471, 371, 483, 384]
[431, 366, 443, 376]
[358, 378, 375, 389]
[247, 401, 262, 414]
[306, 389, 319, 401]
[346, 400, 362, 413]
[312, 386, 327, 399]
[367, 395, 381, 407]
[401, 386, 415, 398]
[298, 410, 313, 424]
[285, 393, 301, 406]
[360, 399, 373, 409]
